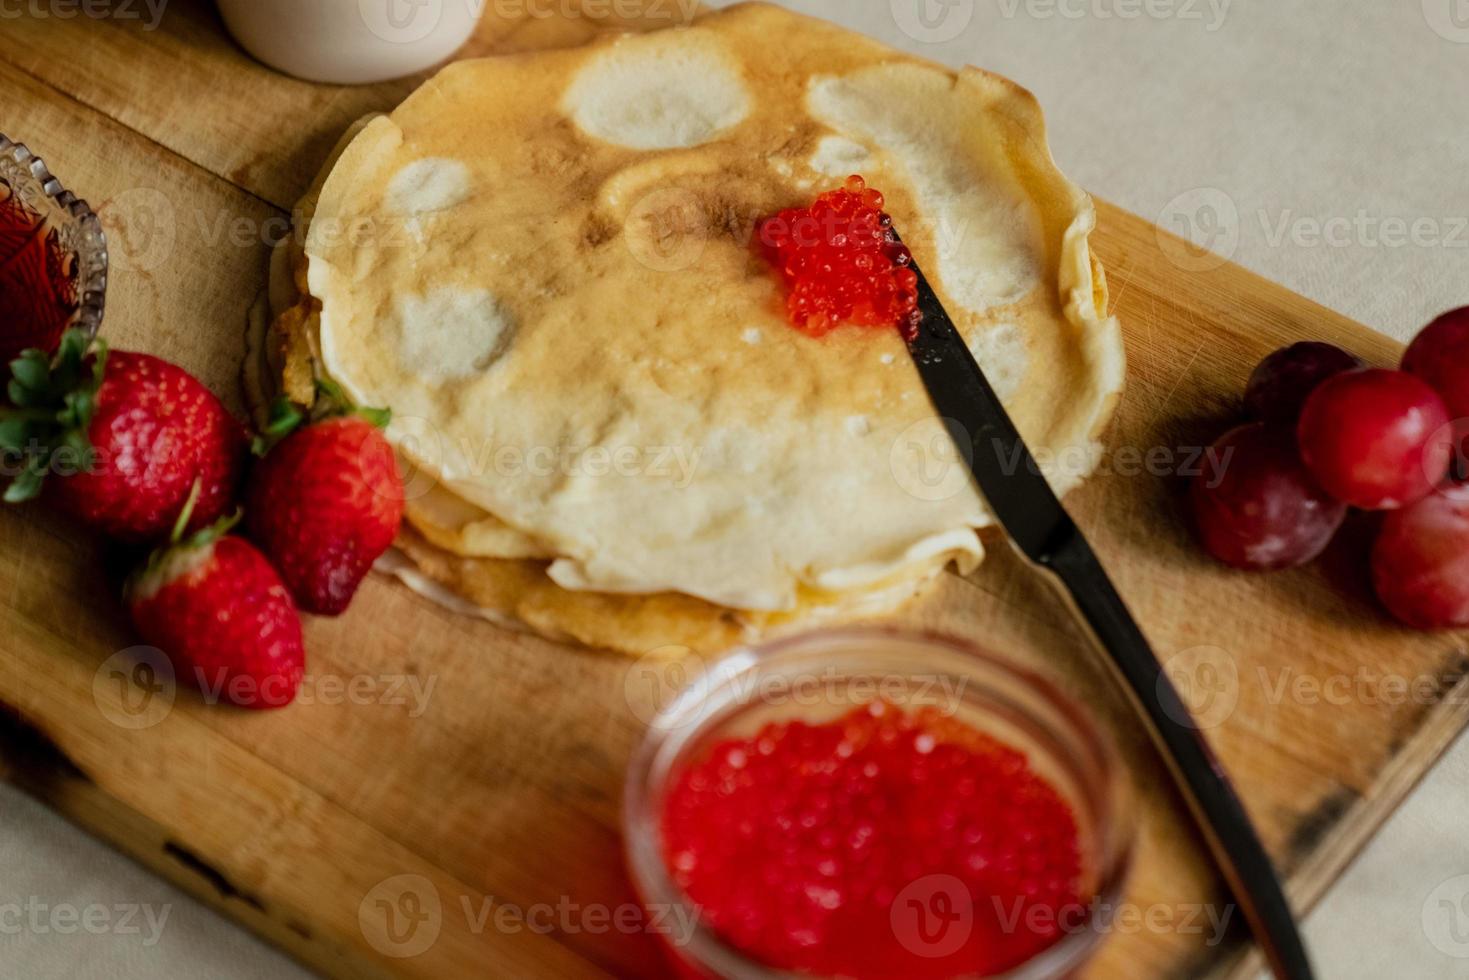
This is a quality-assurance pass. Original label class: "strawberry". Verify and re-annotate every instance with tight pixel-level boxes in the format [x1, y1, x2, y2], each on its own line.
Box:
[126, 501, 304, 710]
[1, 330, 246, 542]
[245, 382, 403, 615]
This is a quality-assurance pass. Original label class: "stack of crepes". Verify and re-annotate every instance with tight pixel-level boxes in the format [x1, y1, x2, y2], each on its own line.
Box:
[254, 2, 1125, 655]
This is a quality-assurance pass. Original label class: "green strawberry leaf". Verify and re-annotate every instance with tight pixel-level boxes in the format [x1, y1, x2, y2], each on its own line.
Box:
[0, 417, 31, 452]
[9, 351, 49, 394]
[159, 480, 240, 549]
[251, 397, 306, 456]
[180, 508, 243, 551]
[7, 377, 36, 408]
[59, 389, 96, 433]
[89, 336, 109, 387]
[4, 457, 47, 504]
[356, 405, 392, 429]
[0, 329, 103, 506]
[135, 482, 242, 589]
[57, 328, 90, 364]
[59, 427, 92, 468]
[252, 378, 394, 455]
[315, 376, 347, 405]
[265, 397, 304, 435]
[312, 377, 392, 429]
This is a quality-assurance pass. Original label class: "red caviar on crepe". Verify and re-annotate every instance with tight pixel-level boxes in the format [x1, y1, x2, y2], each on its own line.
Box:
[756, 176, 923, 339]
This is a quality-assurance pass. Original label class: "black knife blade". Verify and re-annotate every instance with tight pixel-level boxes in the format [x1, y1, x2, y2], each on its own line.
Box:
[897, 235, 1313, 980]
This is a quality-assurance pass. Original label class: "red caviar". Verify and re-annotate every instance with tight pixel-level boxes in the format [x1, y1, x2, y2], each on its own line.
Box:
[660, 701, 1086, 978]
[0, 187, 78, 365]
[755, 176, 923, 340]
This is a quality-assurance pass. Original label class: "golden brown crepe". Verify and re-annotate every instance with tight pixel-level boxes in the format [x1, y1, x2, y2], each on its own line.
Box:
[255, 3, 1125, 655]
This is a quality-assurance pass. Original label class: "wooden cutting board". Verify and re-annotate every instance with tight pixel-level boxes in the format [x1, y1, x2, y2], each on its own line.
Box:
[1, 3, 1465, 978]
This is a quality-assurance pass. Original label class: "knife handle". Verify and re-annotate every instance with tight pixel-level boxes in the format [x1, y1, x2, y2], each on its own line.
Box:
[1028, 526, 1314, 980]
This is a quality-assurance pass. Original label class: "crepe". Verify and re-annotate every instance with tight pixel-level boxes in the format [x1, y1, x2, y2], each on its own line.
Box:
[260, 2, 1125, 654]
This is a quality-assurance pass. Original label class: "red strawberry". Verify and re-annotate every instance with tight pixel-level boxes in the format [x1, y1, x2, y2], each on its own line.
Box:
[2, 330, 246, 541]
[245, 386, 403, 615]
[126, 508, 304, 710]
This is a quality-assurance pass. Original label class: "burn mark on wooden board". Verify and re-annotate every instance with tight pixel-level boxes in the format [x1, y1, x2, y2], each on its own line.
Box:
[1283, 786, 1358, 871]
[0, 701, 91, 788]
[164, 841, 267, 914]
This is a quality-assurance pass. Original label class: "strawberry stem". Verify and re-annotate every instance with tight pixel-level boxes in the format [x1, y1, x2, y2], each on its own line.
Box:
[135, 482, 242, 588]
[170, 480, 202, 545]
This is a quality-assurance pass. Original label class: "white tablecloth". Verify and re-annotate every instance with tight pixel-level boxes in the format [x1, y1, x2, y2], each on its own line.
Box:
[4, 1, 1467, 976]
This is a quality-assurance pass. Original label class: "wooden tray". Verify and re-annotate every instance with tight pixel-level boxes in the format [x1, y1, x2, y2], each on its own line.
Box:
[1, 4, 1466, 978]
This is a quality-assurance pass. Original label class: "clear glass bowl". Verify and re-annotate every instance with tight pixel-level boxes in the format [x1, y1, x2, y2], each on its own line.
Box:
[624, 628, 1135, 979]
[0, 133, 108, 344]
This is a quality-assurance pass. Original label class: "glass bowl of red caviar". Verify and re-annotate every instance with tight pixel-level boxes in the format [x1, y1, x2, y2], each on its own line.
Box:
[0, 134, 108, 365]
[624, 628, 1134, 980]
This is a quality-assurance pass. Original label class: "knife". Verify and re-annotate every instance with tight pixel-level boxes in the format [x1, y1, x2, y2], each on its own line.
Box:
[896, 233, 1314, 980]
